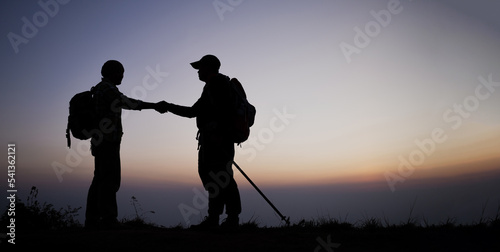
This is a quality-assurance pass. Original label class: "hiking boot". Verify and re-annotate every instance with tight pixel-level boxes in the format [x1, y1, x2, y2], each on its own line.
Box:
[84, 219, 100, 231]
[220, 216, 239, 229]
[100, 218, 127, 230]
[190, 216, 219, 230]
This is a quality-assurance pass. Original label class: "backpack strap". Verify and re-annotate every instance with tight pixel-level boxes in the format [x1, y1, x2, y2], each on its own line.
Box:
[66, 118, 71, 148]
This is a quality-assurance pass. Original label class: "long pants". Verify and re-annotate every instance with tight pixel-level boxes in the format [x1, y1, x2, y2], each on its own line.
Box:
[86, 139, 121, 224]
[198, 134, 241, 217]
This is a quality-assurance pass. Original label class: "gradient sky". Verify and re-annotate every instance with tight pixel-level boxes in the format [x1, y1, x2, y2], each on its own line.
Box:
[1, 0, 500, 227]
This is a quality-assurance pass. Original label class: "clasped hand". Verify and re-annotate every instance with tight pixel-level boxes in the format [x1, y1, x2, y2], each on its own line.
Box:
[154, 101, 169, 114]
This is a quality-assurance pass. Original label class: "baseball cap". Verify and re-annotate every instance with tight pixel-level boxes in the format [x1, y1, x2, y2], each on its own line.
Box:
[190, 54, 221, 71]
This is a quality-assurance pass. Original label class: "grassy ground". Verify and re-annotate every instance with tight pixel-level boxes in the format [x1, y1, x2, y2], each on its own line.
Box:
[5, 220, 500, 251]
[2, 187, 499, 251]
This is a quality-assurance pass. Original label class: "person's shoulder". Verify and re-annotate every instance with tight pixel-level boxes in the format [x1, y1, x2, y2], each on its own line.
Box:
[210, 74, 231, 89]
[95, 81, 109, 89]
[96, 81, 119, 92]
[215, 73, 230, 83]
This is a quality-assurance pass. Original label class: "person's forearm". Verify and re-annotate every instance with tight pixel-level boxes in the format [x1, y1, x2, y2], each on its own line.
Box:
[166, 102, 197, 118]
[138, 101, 156, 110]
[119, 94, 149, 111]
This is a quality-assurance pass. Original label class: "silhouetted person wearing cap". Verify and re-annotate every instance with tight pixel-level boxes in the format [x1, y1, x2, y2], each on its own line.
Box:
[159, 55, 242, 229]
[85, 60, 165, 229]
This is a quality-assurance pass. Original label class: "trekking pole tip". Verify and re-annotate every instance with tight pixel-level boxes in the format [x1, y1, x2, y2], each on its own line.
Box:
[283, 216, 291, 226]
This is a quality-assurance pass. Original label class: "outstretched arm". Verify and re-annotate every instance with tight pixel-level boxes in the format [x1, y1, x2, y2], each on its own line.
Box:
[158, 101, 197, 118]
[117, 93, 167, 113]
[137, 101, 168, 114]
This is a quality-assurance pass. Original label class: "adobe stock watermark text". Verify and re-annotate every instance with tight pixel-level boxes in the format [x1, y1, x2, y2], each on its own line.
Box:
[7, 0, 71, 54]
[340, 0, 414, 64]
[385, 74, 500, 192]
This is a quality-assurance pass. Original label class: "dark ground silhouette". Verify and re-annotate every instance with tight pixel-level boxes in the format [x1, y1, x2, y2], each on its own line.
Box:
[6, 222, 500, 251]
[2, 187, 500, 251]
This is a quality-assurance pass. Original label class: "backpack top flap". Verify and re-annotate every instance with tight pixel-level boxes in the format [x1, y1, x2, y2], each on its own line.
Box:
[231, 78, 247, 99]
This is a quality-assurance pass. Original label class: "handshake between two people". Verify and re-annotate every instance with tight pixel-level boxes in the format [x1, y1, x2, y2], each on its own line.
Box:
[153, 101, 169, 114]
[137, 100, 169, 113]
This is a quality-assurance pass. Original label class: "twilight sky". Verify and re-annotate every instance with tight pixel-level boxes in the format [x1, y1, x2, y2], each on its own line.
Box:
[1, 0, 500, 227]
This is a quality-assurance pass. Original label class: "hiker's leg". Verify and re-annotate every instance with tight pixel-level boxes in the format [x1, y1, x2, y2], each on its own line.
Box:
[100, 141, 121, 223]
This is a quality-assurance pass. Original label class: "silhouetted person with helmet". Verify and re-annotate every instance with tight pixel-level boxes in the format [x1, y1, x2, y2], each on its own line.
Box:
[85, 60, 165, 229]
[160, 55, 242, 229]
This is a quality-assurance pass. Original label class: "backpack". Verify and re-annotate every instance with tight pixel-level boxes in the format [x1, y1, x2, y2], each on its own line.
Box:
[66, 87, 97, 148]
[230, 78, 256, 145]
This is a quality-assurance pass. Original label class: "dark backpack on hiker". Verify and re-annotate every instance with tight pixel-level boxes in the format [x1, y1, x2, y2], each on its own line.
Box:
[230, 78, 256, 145]
[66, 87, 97, 148]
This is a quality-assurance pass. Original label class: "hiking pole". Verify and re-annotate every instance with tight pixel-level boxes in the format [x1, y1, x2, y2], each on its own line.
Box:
[232, 160, 290, 226]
